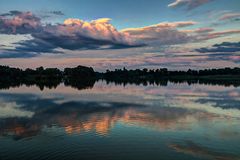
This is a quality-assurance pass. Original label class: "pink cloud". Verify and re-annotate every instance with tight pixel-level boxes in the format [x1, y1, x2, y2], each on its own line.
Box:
[1, 11, 240, 56]
[121, 21, 197, 45]
[60, 18, 133, 45]
[219, 13, 240, 21]
[0, 11, 41, 34]
[198, 30, 240, 40]
[182, 27, 214, 33]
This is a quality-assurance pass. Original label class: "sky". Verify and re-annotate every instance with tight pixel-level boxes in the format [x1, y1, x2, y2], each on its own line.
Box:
[0, 0, 240, 71]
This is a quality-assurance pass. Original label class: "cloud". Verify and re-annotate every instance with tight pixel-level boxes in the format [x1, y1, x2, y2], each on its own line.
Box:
[27, 18, 142, 51]
[182, 27, 214, 33]
[196, 41, 240, 53]
[37, 11, 65, 19]
[0, 10, 23, 17]
[0, 51, 37, 58]
[180, 27, 240, 42]
[0, 11, 141, 54]
[122, 23, 240, 46]
[122, 21, 197, 45]
[197, 30, 240, 41]
[122, 21, 197, 31]
[168, 0, 214, 10]
[1, 10, 240, 59]
[49, 11, 64, 16]
[0, 11, 42, 34]
[10, 38, 62, 54]
[219, 12, 240, 21]
[58, 18, 135, 46]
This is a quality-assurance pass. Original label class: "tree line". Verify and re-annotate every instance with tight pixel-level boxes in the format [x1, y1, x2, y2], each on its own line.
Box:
[0, 65, 240, 90]
[0, 65, 95, 90]
[104, 67, 240, 78]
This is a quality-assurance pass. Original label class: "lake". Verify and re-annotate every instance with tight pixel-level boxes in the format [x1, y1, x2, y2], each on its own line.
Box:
[0, 80, 239, 160]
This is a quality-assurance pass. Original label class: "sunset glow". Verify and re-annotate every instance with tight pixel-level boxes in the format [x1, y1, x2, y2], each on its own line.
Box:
[0, 0, 239, 70]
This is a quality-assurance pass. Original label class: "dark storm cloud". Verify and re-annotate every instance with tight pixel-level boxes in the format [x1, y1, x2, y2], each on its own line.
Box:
[196, 42, 240, 53]
[0, 52, 37, 58]
[49, 11, 65, 16]
[0, 10, 22, 16]
[11, 38, 62, 53]
[30, 30, 143, 51]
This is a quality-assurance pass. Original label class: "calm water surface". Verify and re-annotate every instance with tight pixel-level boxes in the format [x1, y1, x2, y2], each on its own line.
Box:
[0, 81, 239, 160]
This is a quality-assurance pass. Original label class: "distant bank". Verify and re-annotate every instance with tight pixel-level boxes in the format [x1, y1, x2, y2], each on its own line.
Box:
[0, 65, 240, 90]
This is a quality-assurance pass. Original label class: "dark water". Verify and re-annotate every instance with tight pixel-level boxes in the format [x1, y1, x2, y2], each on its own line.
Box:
[0, 81, 239, 160]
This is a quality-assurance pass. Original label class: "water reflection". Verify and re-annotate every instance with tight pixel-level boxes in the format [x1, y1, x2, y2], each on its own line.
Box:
[1, 77, 240, 91]
[0, 95, 145, 139]
[0, 81, 239, 160]
[169, 141, 239, 160]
